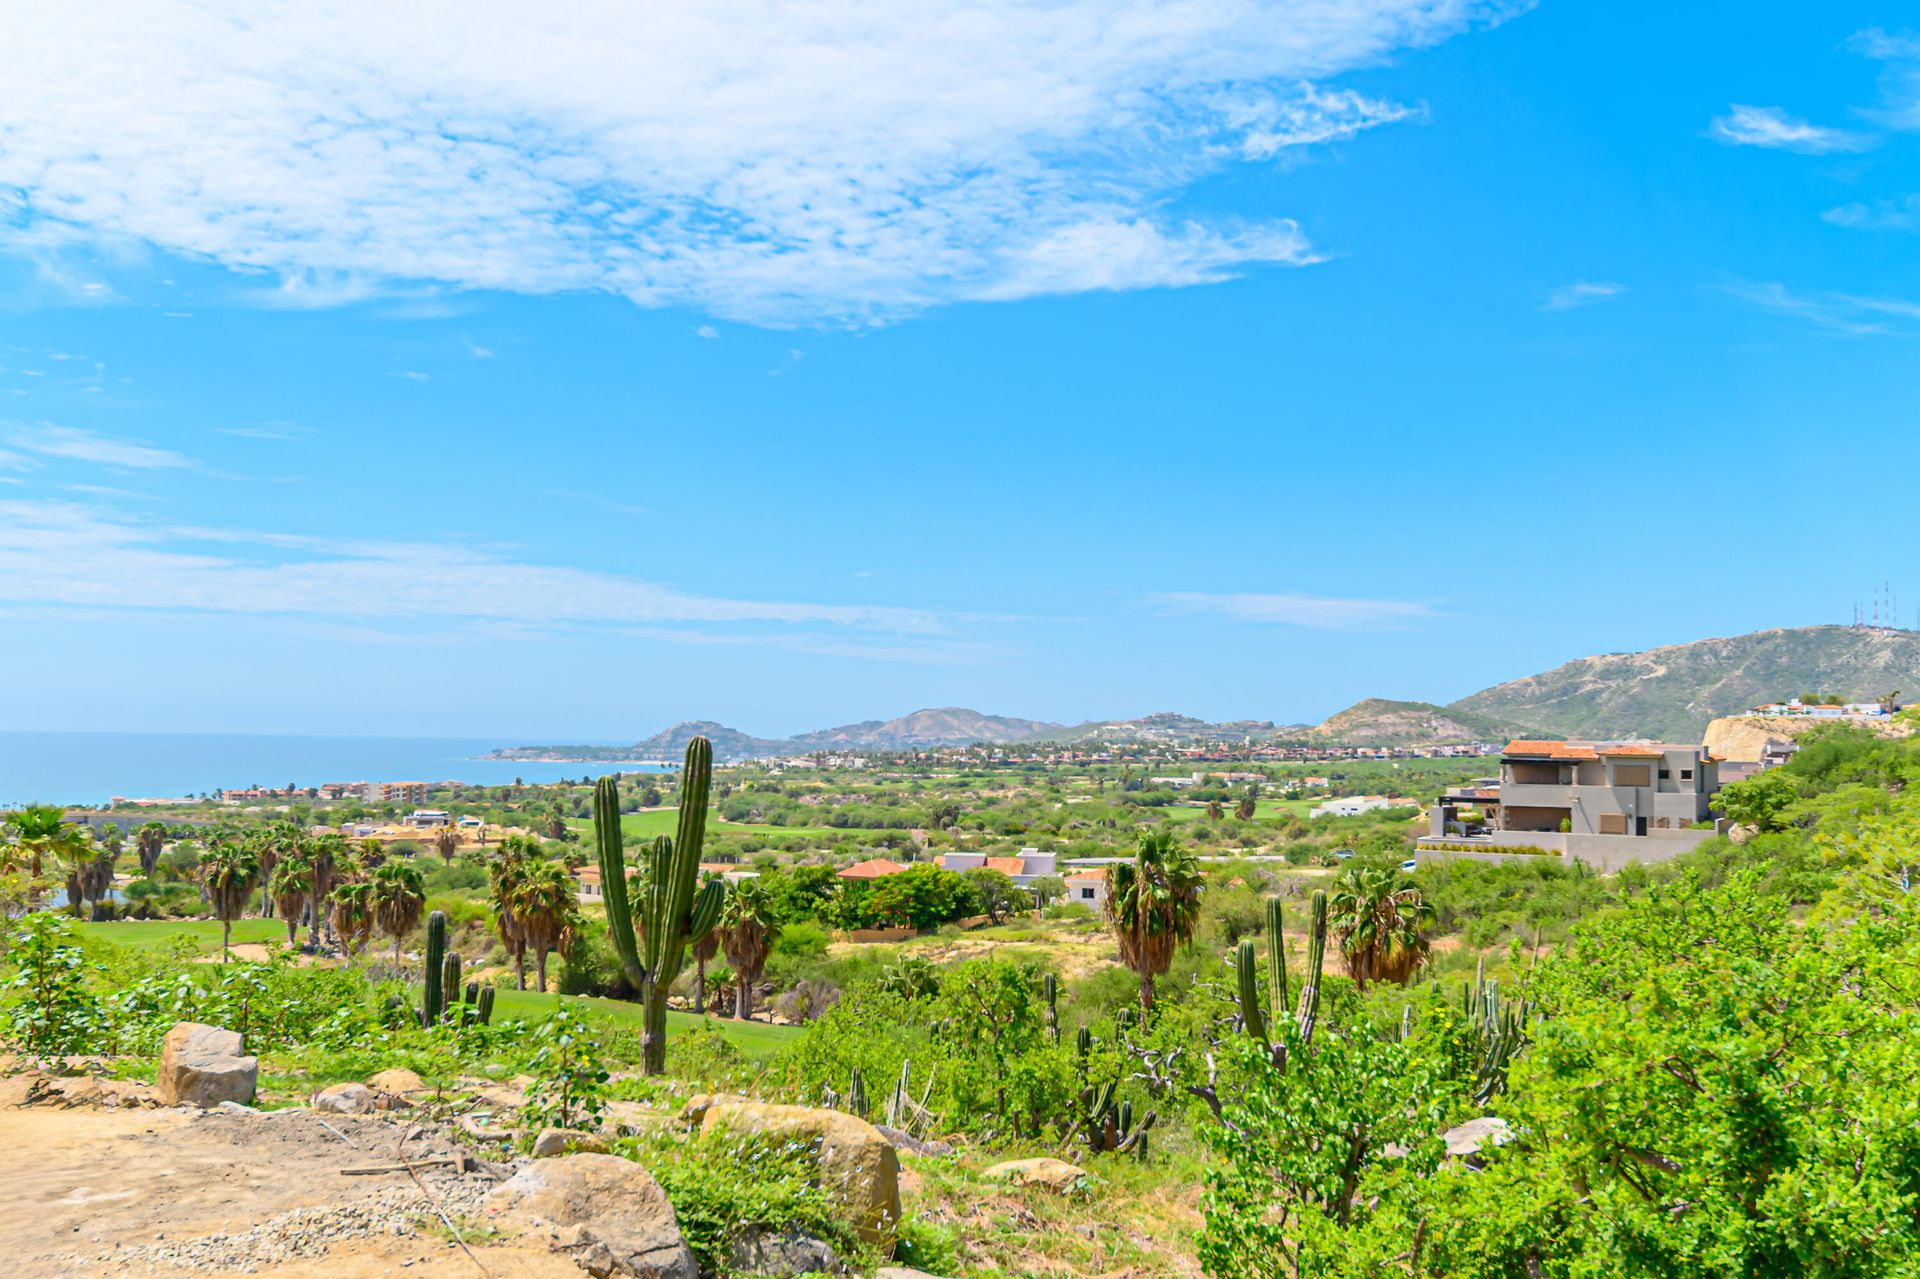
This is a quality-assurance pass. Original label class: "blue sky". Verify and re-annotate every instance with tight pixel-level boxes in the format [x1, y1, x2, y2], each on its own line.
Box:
[3, 2, 1919, 741]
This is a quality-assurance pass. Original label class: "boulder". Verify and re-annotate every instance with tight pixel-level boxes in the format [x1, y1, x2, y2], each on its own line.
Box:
[533, 1127, 611, 1157]
[984, 1157, 1089, 1193]
[699, 1102, 900, 1244]
[312, 1082, 375, 1115]
[367, 1067, 426, 1094]
[680, 1092, 749, 1126]
[1442, 1116, 1512, 1159]
[485, 1153, 696, 1279]
[876, 1125, 953, 1157]
[154, 1023, 257, 1108]
[727, 1224, 847, 1276]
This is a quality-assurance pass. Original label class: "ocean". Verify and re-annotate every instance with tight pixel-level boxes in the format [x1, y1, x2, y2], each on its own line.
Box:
[0, 732, 663, 808]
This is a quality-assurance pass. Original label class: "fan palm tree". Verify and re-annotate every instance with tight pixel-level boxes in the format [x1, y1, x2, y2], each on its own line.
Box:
[509, 857, 577, 994]
[269, 850, 314, 947]
[1105, 827, 1205, 1017]
[307, 833, 344, 951]
[329, 879, 376, 963]
[74, 848, 117, 920]
[432, 825, 460, 864]
[5, 804, 87, 879]
[368, 861, 426, 974]
[1327, 864, 1434, 991]
[198, 842, 261, 961]
[487, 834, 539, 989]
[136, 821, 169, 877]
[719, 877, 780, 1021]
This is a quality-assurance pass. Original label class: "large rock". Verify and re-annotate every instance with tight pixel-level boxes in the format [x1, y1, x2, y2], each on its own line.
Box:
[367, 1067, 425, 1094]
[727, 1224, 847, 1276]
[699, 1102, 901, 1244]
[312, 1082, 375, 1114]
[533, 1127, 610, 1157]
[984, 1157, 1089, 1193]
[485, 1153, 696, 1279]
[154, 1023, 257, 1108]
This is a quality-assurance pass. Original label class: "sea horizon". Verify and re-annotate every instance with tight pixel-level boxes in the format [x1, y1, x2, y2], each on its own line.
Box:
[0, 730, 665, 809]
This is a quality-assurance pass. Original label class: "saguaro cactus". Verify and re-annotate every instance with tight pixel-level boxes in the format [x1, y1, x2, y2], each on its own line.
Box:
[442, 952, 463, 1024]
[420, 910, 447, 1027]
[1232, 890, 1329, 1063]
[597, 737, 729, 1075]
[476, 985, 495, 1026]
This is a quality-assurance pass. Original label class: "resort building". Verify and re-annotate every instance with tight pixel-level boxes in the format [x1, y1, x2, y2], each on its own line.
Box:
[1310, 795, 1402, 818]
[1420, 739, 1724, 869]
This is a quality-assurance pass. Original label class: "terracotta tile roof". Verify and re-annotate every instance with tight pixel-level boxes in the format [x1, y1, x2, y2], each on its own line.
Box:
[1502, 739, 1596, 760]
[837, 857, 908, 880]
[984, 856, 1027, 876]
[1597, 744, 1665, 757]
[1065, 869, 1108, 883]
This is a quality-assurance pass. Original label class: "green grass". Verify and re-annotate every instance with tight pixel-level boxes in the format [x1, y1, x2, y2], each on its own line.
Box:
[80, 917, 289, 954]
[490, 987, 797, 1058]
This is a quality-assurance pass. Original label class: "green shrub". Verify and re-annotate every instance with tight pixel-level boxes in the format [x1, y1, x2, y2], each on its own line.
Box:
[648, 1131, 857, 1276]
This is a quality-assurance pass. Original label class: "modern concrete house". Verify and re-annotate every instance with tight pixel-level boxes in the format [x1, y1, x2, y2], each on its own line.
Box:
[1420, 739, 1723, 869]
[937, 847, 1057, 886]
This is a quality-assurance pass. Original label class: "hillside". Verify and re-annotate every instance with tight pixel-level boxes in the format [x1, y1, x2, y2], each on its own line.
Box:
[1307, 698, 1539, 747]
[1453, 625, 1920, 741]
[1024, 711, 1294, 745]
[787, 706, 1063, 752]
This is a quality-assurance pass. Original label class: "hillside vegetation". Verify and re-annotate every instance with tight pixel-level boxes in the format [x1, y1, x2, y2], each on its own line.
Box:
[1451, 625, 1920, 741]
[1306, 698, 1537, 746]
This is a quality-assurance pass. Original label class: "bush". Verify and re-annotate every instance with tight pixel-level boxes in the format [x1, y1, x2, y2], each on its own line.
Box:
[648, 1130, 857, 1276]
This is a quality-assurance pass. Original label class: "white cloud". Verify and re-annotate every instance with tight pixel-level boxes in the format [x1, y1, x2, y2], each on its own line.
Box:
[8, 423, 192, 469]
[1824, 195, 1920, 231]
[1150, 590, 1435, 630]
[0, 1, 1514, 326]
[1726, 280, 1920, 336]
[1541, 280, 1625, 311]
[0, 500, 952, 635]
[695, 325, 720, 340]
[1708, 104, 1874, 154]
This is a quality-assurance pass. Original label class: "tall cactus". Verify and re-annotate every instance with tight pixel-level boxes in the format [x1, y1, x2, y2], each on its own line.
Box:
[1043, 972, 1060, 1044]
[597, 737, 729, 1074]
[442, 951, 463, 1024]
[420, 910, 447, 1027]
[1232, 890, 1329, 1066]
[476, 985, 495, 1026]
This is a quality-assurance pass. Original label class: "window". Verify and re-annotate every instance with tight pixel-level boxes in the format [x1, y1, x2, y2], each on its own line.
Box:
[1599, 813, 1628, 835]
[1680, 768, 1694, 781]
[1613, 765, 1651, 787]
[1079, 888, 1094, 900]
[1658, 768, 1671, 780]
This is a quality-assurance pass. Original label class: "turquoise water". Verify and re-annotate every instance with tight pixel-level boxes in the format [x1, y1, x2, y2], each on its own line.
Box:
[0, 732, 661, 807]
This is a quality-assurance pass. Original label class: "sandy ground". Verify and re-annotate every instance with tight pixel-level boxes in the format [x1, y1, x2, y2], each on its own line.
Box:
[0, 1079, 576, 1279]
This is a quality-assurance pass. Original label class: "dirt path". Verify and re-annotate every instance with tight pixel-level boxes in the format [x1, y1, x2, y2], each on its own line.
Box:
[0, 1084, 575, 1278]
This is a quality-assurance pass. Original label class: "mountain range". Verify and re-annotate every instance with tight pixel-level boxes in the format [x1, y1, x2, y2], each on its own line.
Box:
[490, 625, 1920, 760]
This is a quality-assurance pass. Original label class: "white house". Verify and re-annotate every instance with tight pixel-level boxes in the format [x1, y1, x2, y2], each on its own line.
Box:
[1064, 868, 1108, 911]
[1309, 795, 1401, 819]
[935, 847, 1058, 887]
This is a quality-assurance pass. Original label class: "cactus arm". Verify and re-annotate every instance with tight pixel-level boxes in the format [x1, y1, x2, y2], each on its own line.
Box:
[1296, 890, 1328, 1047]
[442, 952, 462, 1023]
[1234, 939, 1268, 1046]
[594, 777, 649, 988]
[1265, 896, 1288, 1026]
[421, 911, 447, 1026]
[689, 877, 727, 942]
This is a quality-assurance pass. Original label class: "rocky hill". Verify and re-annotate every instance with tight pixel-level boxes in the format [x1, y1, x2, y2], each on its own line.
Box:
[1703, 711, 1918, 762]
[1307, 698, 1538, 747]
[1453, 626, 1920, 742]
[1024, 712, 1294, 745]
[787, 706, 1064, 751]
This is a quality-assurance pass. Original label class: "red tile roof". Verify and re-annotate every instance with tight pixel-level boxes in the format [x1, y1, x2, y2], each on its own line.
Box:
[1065, 869, 1108, 883]
[1502, 740, 1597, 760]
[984, 856, 1026, 876]
[837, 857, 908, 880]
[1598, 744, 1665, 757]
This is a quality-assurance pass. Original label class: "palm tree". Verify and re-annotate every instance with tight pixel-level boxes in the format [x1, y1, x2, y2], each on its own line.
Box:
[329, 879, 375, 963]
[1105, 827, 1204, 1017]
[432, 825, 460, 865]
[1326, 864, 1434, 991]
[5, 804, 87, 879]
[368, 861, 426, 974]
[198, 842, 261, 961]
[719, 877, 780, 1021]
[307, 833, 344, 951]
[136, 821, 168, 877]
[510, 858, 577, 994]
[269, 850, 314, 947]
[487, 835, 538, 989]
[74, 848, 117, 920]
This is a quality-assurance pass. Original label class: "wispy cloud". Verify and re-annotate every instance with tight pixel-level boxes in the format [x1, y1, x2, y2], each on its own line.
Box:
[1708, 104, 1874, 154]
[217, 422, 307, 441]
[1726, 280, 1920, 335]
[0, 500, 953, 637]
[1824, 194, 1920, 231]
[1150, 590, 1436, 631]
[8, 423, 192, 469]
[389, 370, 431, 382]
[0, 1, 1517, 326]
[1542, 280, 1625, 311]
[695, 325, 720, 340]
